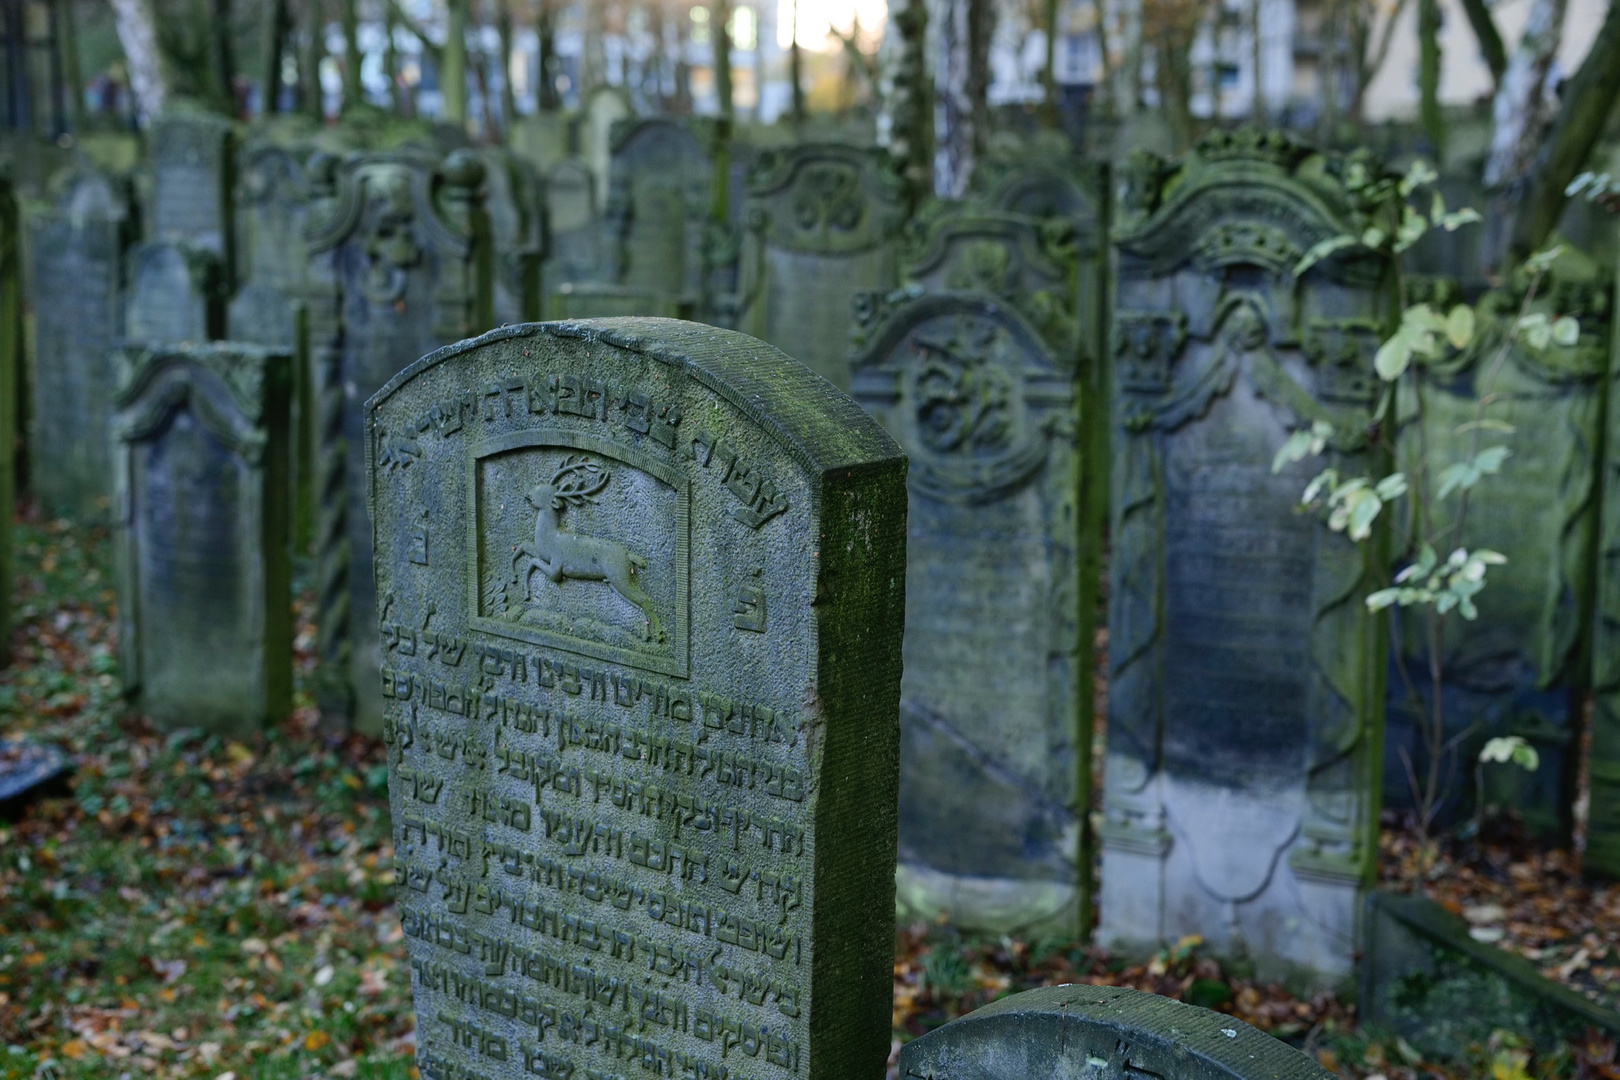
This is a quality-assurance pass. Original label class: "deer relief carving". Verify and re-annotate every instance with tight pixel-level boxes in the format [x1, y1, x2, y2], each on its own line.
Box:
[512, 456, 665, 643]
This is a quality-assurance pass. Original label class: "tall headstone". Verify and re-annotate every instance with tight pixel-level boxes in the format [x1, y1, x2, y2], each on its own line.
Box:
[1101, 131, 1397, 984]
[230, 143, 312, 348]
[125, 241, 222, 344]
[303, 149, 493, 732]
[27, 170, 135, 520]
[110, 343, 293, 733]
[899, 985, 1335, 1080]
[0, 177, 17, 666]
[512, 111, 570, 175]
[478, 149, 547, 325]
[1387, 258, 1609, 840]
[737, 143, 905, 391]
[607, 119, 717, 313]
[543, 158, 604, 288]
[148, 110, 235, 270]
[366, 318, 906, 1080]
[580, 87, 634, 209]
[850, 207, 1098, 937]
[1590, 245, 1620, 881]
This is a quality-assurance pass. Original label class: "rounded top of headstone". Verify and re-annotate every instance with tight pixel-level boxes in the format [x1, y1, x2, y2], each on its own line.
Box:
[368, 319, 904, 476]
[439, 149, 486, 190]
[898, 985, 1335, 1080]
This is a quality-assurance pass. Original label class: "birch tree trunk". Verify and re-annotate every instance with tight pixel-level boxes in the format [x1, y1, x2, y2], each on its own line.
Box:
[1484, 0, 1570, 188]
[109, 0, 170, 125]
[442, 0, 468, 124]
[933, 0, 993, 197]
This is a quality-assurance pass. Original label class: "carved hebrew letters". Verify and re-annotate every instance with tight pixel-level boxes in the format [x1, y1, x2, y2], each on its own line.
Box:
[367, 318, 905, 1080]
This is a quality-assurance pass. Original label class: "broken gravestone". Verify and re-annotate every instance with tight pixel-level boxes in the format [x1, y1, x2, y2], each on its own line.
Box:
[850, 205, 1099, 938]
[366, 317, 907, 1080]
[736, 143, 906, 390]
[27, 169, 135, 520]
[898, 984, 1334, 1080]
[303, 149, 493, 733]
[111, 343, 294, 733]
[1101, 130, 1398, 985]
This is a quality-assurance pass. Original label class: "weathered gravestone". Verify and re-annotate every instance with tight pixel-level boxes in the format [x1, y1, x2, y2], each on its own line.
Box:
[581, 87, 634, 210]
[737, 143, 905, 391]
[543, 158, 604, 288]
[1386, 258, 1609, 841]
[607, 120, 718, 314]
[1591, 253, 1620, 881]
[1101, 130, 1397, 984]
[229, 143, 312, 348]
[125, 241, 223, 344]
[303, 149, 493, 732]
[111, 343, 293, 733]
[148, 109, 235, 270]
[478, 149, 547, 325]
[512, 112, 570, 176]
[367, 318, 907, 1080]
[27, 169, 135, 520]
[898, 984, 1335, 1080]
[0, 177, 17, 666]
[850, 206, 1098, 937]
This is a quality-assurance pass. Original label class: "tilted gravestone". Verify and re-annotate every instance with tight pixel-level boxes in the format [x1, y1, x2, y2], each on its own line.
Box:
[1592, 256, 1620, 880]
[543, 158, 604, 289]
[478, 148, 547, 326]
[148, 109, 235, 271]
[899, 984, 1334, 1080]
[110, 343, 293, 733]
[1387, 258, 1609, 841]
[850, 206, 1098, 937]
[607, 119, 718, 314]
[0, 177, 17, 666]
[366, 318, 906, 1080]
[303, 149, 493, 732]
[27, 169, 135, 520]
[125, 241, 223, 344]
[1101, 130, 1398, 984]
[737, 143, 905, 391]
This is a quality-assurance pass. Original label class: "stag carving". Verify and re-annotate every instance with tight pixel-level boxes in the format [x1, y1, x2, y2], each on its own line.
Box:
[512, 456, 665, 643]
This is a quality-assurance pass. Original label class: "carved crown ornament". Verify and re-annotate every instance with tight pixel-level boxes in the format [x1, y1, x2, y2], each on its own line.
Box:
[111, 345, 284, 463]
[1113, 128, 1400, 281]
[744, 145, 906, 255]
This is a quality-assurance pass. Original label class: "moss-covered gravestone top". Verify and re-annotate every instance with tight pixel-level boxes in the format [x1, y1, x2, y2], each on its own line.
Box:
[737, 143, 906, 391]
[303, 148, 493, 733]
[111, 343, 293, 734]
[366, 318, 907, 1080]
[899, 985, 1334, 1080]
[1102, 129, 1399, 986]
[27, 169, 135, 521]
[849, 203, 1098, 939]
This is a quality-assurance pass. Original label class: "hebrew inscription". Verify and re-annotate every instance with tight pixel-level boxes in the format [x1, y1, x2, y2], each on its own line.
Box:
[367, 318, 906, 1080]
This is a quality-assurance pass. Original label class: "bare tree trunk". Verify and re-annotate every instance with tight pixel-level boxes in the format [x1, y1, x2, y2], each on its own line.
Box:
[261, 0, 289, 114]
[1484, 0, 1570, 187]
[1249, 0, 1264, 120]
[1350, 0, 1411, 122]
[789, 0, 805, 123]
[497, 0, 517, 127]
[341, 0, 361, 108]
[442, 0, 467, 123]
[1090, 0, 1115, 112]
[1118, 0, 1143, 113]
[1418, 0, 1443, 153]
[1040, 0, 1058, 124]
[1509, 0, 1620, 260]
[934, 0, 994, 196]
[1458, 0, 1507, 85]
[61, 0, 86, 129]
[582, 0, 605, 91]
[301, 0, 325, 120]
[536, 0, 557, 110]
[109, 0, 170, 124]
[712, 0, 733, 120]
[384, 0, 402, 112]
[882, 0, 931, 205]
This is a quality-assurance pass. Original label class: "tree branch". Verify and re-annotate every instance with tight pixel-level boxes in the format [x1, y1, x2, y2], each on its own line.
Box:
[1509, 0, 1620, 261]
[1457, 0, 1508, 85]
[387, 0, 444, 64]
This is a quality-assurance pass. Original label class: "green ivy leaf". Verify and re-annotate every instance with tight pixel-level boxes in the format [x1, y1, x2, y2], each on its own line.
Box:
[1375, 333, 1413, 380]
[1292, 235, 1358, 278]
[1446, 304, 1475, 349]
[1553, 315, 1581, 346]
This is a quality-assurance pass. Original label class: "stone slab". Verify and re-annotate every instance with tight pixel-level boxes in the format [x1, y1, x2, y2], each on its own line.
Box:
[366, 317, 907, 1080]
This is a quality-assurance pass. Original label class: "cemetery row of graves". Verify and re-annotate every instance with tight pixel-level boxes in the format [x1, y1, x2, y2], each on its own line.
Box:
[1, 93, 1620, 1079]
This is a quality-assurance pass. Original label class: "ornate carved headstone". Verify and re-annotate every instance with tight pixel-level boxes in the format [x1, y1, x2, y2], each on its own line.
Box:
[1389, 259, 1609, 840]
[607, 119, 717, 313]
[303, 149, 493, 732]
[366, 318, 906, 1080]
[125, 241, 222, 344]
[738, 144, 905, 390]
[0, 177, 17, 666]
[149, 110, 235, 269]
[1590, 256, 1620, 880]
[850, 207, 1097, 936]
[1101, 131, 1397, 983]
[478, 149, 546, 326]
[543, 158, 603, 288]
[110, 343, 293, 733]
[898, 984, 1334, 1080]
[27, 169, 135, 520]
